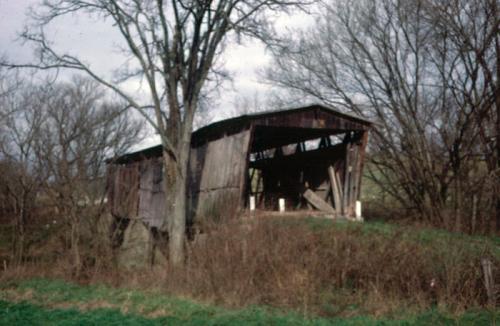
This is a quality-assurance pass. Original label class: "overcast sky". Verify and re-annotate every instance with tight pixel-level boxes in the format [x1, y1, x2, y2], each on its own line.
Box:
[0, 0, 314, 149]
[0, 1, 313, 107]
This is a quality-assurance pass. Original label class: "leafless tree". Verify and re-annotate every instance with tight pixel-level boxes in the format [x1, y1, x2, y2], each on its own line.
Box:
[2, 0, 314, 265]
[426, 0, 500, 232]
[0, 76, 47, 264]
[33, 76, 142, 275]
[266, 0, 500, 232]
[0, 74, 141, 272]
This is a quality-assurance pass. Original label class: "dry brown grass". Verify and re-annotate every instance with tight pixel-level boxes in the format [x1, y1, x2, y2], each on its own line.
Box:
[1, 215, 497, 318]
[161, 216, 498, 317]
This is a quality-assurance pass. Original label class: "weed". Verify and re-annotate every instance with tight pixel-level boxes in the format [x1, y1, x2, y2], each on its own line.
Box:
[1, 216, 498, 320]
[1, 279, 499, 325]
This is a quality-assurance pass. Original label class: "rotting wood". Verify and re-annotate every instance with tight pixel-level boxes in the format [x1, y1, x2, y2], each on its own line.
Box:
[349, 131, 366, 218]
[240, 128, 254, 210]
[250, 143, 346, 211]
[348, 141, 360, 217]
[190, 129, 251, 218]
[343, 142, 352, 217]
[356, 131, 369, 201]
[108, 105, 372, 223]
[328, 166, 342, 216]
[303, 189, 336, 214]
[304, 181, 313, 210]
[323, 185, 331, 202]
[108, 162, 140, 219]
[335, 170, 344, 210]
[138, 159, 165, 228]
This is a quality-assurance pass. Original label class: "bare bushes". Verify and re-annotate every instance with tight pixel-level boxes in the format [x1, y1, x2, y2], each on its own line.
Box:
[0, 75, 142, 275]
[1, 216, 496, 317]
[169, 218, 497, 316]
[266, 0, 500, 233]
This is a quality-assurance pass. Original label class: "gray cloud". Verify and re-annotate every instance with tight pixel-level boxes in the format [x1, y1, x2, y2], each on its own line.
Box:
[0, 1, 313, 123]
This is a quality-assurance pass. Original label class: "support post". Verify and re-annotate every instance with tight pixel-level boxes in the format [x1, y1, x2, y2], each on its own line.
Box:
[249, 196, 256, 211]
[279, 198, 285, 213]
[328, 166, 342, 216]
[355, 201, 363, 221]
[343, 142, 352, 217]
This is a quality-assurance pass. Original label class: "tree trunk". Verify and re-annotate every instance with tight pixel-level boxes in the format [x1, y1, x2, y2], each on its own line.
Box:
[13, 215, 25, 266]
[454, 177, 462, 232]
[494, 22, 500, 234]
[162, 138, 190, 267]
[169, 176, 187, 266]
[13, 194, 27, 266]
[71, 216, 81, 277]
[161, 93, 195, 267]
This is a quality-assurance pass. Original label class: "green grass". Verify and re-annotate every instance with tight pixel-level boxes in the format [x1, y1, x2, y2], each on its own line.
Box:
[1, 218, 499, 324]
[0, 278, 498, 325]
[272, 216, 500, 256]
[0, 300, 166, 326]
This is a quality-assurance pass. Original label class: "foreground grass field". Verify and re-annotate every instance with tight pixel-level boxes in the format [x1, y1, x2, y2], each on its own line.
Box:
[1, 217, 499, 324]
[0, 278, 498, 325]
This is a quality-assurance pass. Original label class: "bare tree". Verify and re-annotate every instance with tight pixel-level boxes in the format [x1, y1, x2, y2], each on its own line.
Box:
[426, 0, 500, 232]
[0, 75, 141, 271]
[231, 91, 268, 116]
[33, 76, 142, 275]
[0, 77, 47, 264]
[2, 0, 313, 265]
[266, 0, 500, 231]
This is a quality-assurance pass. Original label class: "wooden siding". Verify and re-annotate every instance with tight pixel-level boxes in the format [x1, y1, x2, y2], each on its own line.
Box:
[108, 158, 166, 228]
[107, 162, 140, 219]
[138, 158, 165, 228]
[252, 108, 369, 132]
[191, 105, 371, 148]
[188, 129, 251, 220]
[107, 105, 372, 223]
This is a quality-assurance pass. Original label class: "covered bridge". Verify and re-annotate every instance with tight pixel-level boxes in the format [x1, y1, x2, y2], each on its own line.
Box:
[107, 104, 372, 229]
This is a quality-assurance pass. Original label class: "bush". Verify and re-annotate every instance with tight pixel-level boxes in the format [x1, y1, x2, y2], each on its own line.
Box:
[1, 215, 497, 318]
[168, 217, 498, 317]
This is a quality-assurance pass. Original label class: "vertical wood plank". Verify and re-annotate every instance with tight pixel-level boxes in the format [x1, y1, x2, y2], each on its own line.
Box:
[355, 131, 369, 202]
[328, 165, 342, 216]
[192, 129, 251, 218]
[343, 142, 352, 217]
[348, 140, 360, 218]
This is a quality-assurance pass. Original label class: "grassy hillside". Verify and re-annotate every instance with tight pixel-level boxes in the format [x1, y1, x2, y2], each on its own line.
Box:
[0, 278, 497, 325]
[0, 216, 498, 323]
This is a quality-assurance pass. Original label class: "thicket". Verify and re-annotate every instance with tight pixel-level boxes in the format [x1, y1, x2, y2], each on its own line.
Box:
[267, 0, 500, 234]
[1, 216, 498, 318]
[0, 74, 142, 274]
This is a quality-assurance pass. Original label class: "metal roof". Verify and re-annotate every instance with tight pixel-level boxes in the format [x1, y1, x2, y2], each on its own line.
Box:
[193, 103, 372, 135]
[108, 104, 372, 164]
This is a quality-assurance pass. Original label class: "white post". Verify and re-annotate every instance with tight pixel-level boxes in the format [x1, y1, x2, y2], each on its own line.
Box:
[279, 198, 285, 213]
[355, 201, 363, 221]
[249, 196, 256, 211]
